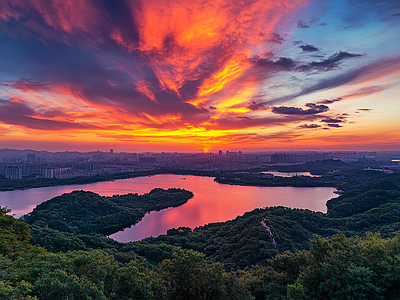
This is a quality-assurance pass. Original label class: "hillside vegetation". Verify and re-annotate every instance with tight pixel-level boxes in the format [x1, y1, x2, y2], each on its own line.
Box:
[1, 163, 400, 299]
[2, 207, 400, 299]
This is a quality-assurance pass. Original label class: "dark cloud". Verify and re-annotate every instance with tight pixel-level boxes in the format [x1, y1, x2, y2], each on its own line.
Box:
[393, 13, 400, 17]
[318, 98, 343, 104]
[299, 124, 321, 128]
[293, 40, 304, 45]
[272, 103, 329, 115]
[249, 56, 296, 71]
[299, 44, 319, 52]
[297, 20, 310, 28]
[297, 17, 327, 28]
[321, 118, 343, 123]
[247, 101, 265, 111]
[298, 51, 364, 72]
[357, 108, 373, 112]
[327, 123, 342, 128]
[258, 32, 286, 44]
[266, 33, 286, 44]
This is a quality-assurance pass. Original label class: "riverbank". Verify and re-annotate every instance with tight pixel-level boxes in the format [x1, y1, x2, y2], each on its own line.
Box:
[0, 167, 336, 193]
[214, 172, 337, 188]
[0, 161, 345, 192]
[0, 169, 216, 192]
[2, 159, 397, 194]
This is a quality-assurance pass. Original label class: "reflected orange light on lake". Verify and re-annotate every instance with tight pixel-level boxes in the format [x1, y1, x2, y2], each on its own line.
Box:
[108, 175, 337, 241]
[0, 175, 337, 241]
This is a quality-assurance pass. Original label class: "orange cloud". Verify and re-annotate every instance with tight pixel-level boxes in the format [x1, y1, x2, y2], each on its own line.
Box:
[132, 0, 309, 94]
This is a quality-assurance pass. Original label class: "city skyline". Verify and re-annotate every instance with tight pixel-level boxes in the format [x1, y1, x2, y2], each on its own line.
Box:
[1, 0, 399, 153]
[2, 147, 398, 181]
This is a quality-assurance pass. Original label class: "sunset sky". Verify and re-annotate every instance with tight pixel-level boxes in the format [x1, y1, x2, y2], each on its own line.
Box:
[0, 0, 399, 152]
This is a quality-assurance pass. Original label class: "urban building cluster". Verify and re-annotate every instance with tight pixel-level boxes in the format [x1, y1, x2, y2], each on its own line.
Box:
[0, 149, 399, 180]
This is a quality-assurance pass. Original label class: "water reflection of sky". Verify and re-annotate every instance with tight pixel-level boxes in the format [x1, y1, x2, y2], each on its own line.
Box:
[0, 175, 336, 242]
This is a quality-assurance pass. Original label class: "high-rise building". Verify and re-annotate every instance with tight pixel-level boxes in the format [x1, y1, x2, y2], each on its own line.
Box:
[6, 166, 22, 180]
[110, 149, 114, 154]
[43, 169, 54, 179]
[27, 154, 36, 162]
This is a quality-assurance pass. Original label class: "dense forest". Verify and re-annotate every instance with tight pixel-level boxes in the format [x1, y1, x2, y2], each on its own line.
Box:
[1, 162, 400, 299]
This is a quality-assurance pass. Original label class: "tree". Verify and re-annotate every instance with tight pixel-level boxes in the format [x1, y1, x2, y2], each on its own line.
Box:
[159, 248, 253, 300]
[160, 249, 225, 300]
[32, 269, 106, 300]
[290, 233, 400, 299]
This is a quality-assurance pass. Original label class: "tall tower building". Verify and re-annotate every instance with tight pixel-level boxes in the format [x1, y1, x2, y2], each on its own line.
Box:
[27, 154, 36, 162]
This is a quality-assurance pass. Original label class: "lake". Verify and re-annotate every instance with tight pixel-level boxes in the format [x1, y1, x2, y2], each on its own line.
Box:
[0, 174, 337, 242]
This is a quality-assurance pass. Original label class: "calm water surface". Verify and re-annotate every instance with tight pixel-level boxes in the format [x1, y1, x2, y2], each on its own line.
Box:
[0, 174, 336, 242]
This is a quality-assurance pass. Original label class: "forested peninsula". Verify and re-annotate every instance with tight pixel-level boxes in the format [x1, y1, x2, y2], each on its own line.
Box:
[1, 162, 400, 299]
[24, 188, 194, 236]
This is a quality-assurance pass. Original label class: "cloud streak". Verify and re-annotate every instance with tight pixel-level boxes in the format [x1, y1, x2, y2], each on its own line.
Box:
[272, 103, 329, 115]
[0, 98, 97, 131]
[297, 52, 364, 72]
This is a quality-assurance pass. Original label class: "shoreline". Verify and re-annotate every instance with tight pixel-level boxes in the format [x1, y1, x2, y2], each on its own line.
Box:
[0, 168, 337, 192]
[0, 169, 216, 192]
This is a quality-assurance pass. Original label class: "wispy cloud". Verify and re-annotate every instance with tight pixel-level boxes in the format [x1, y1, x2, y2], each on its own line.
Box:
[297, 52, 364, 72]
[0, 98, 98, 130]
[297, 17, 327, 28]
